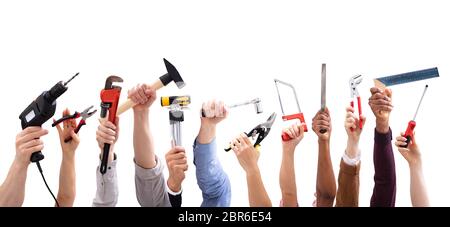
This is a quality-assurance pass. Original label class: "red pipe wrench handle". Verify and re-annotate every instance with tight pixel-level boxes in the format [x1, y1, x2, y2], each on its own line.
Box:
[350, 101, 355, 132]
[350, 98, 363, 132]
[401, 120, 416, 148]
[357, 96, 362, 129]
[281, 113, 307, 141]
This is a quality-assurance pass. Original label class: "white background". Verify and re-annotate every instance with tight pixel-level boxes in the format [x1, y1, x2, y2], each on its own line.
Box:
[0, 0, 449, 207]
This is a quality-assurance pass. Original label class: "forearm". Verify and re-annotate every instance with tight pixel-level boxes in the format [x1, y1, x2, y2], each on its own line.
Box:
[57, 154, 76, 207]
[316, 140, 336, 207]
[246, 168, 272, 207]
[279, 150, 297, 207]
[133, 110, 156, 169]
[197, 121, 216, 144]
[409, 164, 429, 207]
[0, 161, 28, 206]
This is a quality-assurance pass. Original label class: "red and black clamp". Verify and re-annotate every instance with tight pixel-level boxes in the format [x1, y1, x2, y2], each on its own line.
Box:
[99, 76, 123, 174]
[52, 105, 97, 142]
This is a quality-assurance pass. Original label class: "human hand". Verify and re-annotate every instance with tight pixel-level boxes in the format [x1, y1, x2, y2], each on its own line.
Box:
[15, 127, 48, 167]
[128, 84, 157, 112]
[96, 118, 120, 150]
[345, 106, 366, 141]
[201, 100, 228, 126]
[312, 108, 332, 142]
[231, 133, 260, 174]
[282, 122, 305, 153]
[54, 108, 80, 156]
[166, 145, 188, 192]
[395, 132, 421, 167]
[369, 87, 393, 133]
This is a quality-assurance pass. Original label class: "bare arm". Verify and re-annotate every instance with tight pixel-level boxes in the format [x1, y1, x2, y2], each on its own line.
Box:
[246, 167, 271, 207]
[55, 109, 80, 207]
[232, 133, 271, 207]
[279, 123, 304, 207]
[129, 84, 157, 169]
[312, 108, 336, 207]
[0, 161, 29, 206]
[0, 127, 48, 206]
[395, 133, 429, 207]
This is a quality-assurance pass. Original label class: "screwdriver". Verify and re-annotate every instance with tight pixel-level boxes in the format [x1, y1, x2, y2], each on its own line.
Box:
[401, 85, 428, 148]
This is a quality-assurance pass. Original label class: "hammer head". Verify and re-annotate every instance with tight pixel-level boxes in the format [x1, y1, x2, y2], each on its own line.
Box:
[104, 75, 123, 90]
[159, 58, 185, 89]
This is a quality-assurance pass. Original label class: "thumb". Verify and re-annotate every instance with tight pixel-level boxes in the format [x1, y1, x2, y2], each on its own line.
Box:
[385, 88, 392, 98]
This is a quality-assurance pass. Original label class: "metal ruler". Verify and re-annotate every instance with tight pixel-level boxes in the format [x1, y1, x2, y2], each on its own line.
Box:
[374, 67, 439, 87]
[321, 64, 326, 111]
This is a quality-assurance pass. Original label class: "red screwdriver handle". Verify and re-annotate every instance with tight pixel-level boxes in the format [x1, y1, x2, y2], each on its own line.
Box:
[281, 113, 307, 141]
[401, 120, 416, 148]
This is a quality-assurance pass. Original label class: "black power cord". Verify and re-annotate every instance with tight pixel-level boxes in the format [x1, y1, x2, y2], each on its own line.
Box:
[36, 161, 60, 207]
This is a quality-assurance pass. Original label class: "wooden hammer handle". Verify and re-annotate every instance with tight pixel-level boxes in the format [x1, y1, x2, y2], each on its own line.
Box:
[116, 80, 165, 116]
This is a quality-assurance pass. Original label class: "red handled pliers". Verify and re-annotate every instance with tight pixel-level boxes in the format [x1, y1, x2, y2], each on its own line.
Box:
[52, 106, 97, 142]
[349, 75, 363, 130]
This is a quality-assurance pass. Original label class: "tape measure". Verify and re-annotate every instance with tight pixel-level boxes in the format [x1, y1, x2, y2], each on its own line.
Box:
[374, 67, 439, 87]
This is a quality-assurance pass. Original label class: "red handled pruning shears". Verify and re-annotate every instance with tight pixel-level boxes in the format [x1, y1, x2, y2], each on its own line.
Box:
[52, 105, 97, 142]
[225, 112, 276, 152]
[349, 75, 363, 131]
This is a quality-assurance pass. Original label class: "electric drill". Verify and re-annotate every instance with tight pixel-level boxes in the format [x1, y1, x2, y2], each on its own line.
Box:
[19, 73, 79, 162]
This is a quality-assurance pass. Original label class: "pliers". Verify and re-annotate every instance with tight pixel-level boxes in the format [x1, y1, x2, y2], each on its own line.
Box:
[349, 75, 363, 130]
[225, 112, 277, 152]
[52, 106, 97, 142]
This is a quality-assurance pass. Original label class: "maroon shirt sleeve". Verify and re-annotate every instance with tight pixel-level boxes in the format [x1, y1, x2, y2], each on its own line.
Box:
[370, 128, 396, 207]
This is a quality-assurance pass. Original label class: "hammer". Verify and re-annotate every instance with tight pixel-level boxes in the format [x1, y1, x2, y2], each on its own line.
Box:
[116, 59, 185, 115]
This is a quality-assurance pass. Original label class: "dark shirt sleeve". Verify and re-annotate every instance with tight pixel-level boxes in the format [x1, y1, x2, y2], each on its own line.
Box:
[370, 128, 396, 207]
[169, 193, 182, 207]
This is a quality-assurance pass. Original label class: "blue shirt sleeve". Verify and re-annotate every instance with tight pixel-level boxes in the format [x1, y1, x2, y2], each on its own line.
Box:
[193, 138, 231, 207]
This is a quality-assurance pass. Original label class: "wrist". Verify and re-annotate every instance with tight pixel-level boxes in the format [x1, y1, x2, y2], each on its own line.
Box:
[12, 159, 29, 172]
[282, 146, 296, 157]
[318, 138, 330, 145]
[346, 139, 360, 158]
[375, 119, 390, 134]
[167, 177, 182, 192]
[198, 123, 216, 144]
[134, 109, 149, 117]
[408, 159, 423, 169]
[62, 153, 76, 162]
[245, 164, 260, 176]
